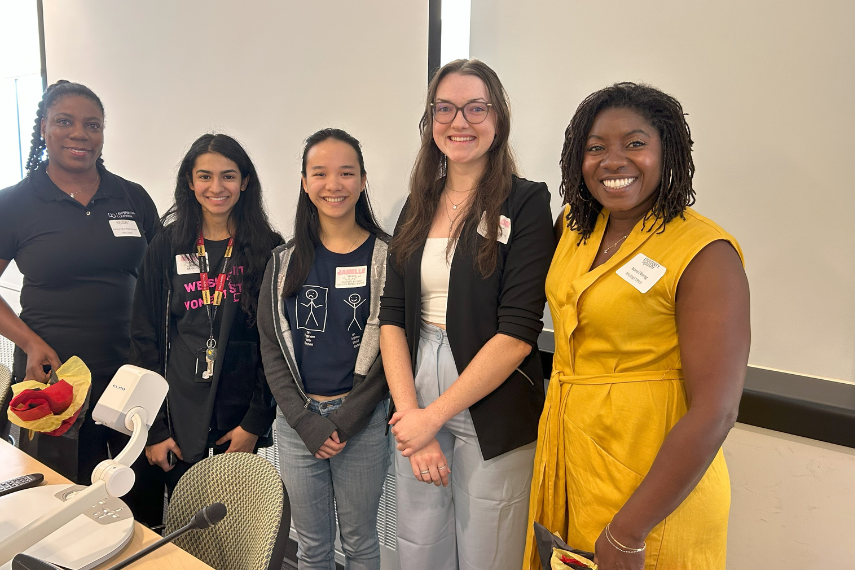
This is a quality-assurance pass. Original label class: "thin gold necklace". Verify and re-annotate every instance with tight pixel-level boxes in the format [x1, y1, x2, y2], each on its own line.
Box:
[323, 230, 363, 254]
[443, 194, 468, 232]
[602, 234, 628, 255]
[46, 168, 100, 200]
[445, 184, 474, 210]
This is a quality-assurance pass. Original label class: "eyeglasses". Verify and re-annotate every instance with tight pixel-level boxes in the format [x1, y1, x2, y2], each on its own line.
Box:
[430, 101, 493, 124]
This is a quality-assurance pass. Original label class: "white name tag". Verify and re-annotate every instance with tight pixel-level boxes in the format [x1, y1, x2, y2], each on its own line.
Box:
[176, 254, 201, 275]
[616, 254, 666, 293]
[109, 219, 141, 238]
[335, 265, 367, 288]
[477, 213, 511, 245]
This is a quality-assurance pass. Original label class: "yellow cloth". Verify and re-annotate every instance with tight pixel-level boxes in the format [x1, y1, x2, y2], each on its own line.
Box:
[7, 356, 91, 433]
[524, 208, 743, 570]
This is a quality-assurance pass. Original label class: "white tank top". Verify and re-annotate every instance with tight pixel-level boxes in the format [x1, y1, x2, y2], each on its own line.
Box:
[420, 238, 456, 325]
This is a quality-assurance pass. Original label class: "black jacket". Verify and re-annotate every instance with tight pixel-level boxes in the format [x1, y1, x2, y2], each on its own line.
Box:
[129, 230, 278, 463]
[379, 176, 555, 460]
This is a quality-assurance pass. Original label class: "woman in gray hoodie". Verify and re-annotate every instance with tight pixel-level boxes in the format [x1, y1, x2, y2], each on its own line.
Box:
[258, 128, 390, 570]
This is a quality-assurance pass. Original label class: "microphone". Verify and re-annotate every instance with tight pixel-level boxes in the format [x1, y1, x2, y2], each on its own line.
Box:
[10, 504, 226, 570]
[189, 502, 227, 529]
[105, 502, 227, 570]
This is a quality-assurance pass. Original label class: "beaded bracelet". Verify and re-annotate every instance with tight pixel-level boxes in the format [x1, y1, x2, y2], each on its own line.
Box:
[605, 523, 646, 554]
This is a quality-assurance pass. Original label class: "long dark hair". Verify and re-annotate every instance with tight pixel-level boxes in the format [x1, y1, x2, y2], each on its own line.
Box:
[25, 80, 105, 173]
[161, 133, 282, 321]
[281, 128, 387, 299]
[390, 59, 517, 277]
[560, 82, 696, 241]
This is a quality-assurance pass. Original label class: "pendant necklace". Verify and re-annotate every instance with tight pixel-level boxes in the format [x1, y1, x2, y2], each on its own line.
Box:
[602, 234, 629, 255]
[445, 184, 474, 210]
[46, 168, 100, 200]
[443, 192, 470, 232]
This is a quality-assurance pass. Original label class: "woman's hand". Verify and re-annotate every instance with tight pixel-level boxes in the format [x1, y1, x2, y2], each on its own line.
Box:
[408, 438, 450, 487]
[314, 430, 347, 459]
[389, 407, 442, 457]
[145, 438, 182, 472]
[24, 336, 61, 383]
[593, 525, 645, 570]
[215, 426, 259, 453]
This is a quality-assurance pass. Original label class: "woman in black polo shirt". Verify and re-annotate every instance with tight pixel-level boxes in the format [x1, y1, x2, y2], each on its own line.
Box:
[0, 80, 159, 483]
[379, 59, 554, 569]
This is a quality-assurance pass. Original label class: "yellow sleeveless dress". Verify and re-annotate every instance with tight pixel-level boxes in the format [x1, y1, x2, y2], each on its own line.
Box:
[523, 207, 743, 570]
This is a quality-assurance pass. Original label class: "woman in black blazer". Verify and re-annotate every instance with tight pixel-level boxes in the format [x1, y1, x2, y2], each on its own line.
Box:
[379, 59, 554, 570]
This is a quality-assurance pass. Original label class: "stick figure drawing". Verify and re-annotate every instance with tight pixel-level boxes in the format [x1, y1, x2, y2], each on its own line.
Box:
[297, 286, 328, 332]
[345, 293, 367, 331]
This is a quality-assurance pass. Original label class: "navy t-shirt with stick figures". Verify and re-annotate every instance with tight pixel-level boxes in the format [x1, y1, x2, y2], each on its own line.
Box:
[285, 235, 375, 396]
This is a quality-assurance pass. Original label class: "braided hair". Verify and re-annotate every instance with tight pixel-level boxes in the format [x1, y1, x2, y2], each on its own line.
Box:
[559, 82, 695, 241]
[25, 80, 105, 174]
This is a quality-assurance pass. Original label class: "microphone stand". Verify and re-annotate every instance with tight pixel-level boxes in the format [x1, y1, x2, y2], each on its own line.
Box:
[107, 521, 197, 570]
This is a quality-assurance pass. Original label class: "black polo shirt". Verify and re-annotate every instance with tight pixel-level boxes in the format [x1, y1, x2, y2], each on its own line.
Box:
[0, 164, 159, 382]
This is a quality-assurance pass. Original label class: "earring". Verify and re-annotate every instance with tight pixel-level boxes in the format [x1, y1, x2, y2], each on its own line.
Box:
[578, 183, 592, 203]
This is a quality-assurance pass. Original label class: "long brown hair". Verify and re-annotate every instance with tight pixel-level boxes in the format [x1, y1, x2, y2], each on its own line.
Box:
[390, 59, 517, 276]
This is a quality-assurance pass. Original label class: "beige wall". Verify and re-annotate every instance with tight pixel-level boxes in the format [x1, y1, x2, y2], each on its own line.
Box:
[723, 424, 855, 567]
[470, 0, 855, 383]
[42, 0, 428, 235]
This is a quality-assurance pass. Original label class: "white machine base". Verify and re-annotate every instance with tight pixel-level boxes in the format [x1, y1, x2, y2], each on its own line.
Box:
[0, 484, 134, 570]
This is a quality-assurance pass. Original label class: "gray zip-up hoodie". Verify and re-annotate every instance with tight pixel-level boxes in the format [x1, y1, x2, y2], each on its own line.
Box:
[258, 238, 389, 455]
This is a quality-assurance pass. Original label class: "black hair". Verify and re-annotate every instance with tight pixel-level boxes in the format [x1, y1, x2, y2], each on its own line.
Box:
[25, 80, 105, 173]
[161, 133, 282, 322]
[282, 128, 388, 298]
[560, 82, 696, 241]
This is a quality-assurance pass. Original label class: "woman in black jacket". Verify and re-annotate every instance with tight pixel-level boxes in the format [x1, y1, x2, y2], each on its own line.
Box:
[126, 133, 281, 526]
[379, 59, 555, 570]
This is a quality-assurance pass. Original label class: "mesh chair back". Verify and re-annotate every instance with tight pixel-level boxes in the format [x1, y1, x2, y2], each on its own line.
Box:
[0, 363, 11, 444]
[165, 452, 286, 570]
[0, 363, 10, 410]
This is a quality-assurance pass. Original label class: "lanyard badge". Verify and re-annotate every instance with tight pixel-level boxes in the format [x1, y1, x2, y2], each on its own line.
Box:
[196, 230, 235, 380]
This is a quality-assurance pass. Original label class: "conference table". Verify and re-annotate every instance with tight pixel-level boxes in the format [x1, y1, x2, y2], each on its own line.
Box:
[0, 439, 213, 570]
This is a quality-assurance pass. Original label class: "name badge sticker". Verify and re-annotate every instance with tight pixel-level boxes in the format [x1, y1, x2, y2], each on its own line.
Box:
[477, 213, 512, 244]
[616, 254, 667, 293]
[335, 265, 367, 288]
[109, 219, 141, 238]
[176, 254, 202, 275]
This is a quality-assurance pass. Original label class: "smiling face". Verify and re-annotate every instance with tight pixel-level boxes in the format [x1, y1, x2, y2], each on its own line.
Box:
[302, 139, 366, 226]
[41, 95, 104, 174]
[432, 73, 496, 173]
[582, 107, 663, 218]
[189, 152, 247, 221]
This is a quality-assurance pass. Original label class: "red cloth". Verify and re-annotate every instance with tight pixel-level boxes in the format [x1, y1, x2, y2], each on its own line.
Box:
[10, 379, 74, 420]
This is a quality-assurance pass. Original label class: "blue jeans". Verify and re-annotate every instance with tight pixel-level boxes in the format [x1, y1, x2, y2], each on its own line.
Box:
[277, 397, 391, 570]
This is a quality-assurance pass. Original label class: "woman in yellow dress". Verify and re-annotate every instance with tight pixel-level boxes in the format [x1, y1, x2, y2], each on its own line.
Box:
[524, 83, 750, 570]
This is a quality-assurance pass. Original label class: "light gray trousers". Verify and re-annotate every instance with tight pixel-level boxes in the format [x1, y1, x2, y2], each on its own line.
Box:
[394, 322, 536, 570]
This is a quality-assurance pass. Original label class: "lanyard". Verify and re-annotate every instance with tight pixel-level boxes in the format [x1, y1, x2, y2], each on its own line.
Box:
[196, 230, 235, 340]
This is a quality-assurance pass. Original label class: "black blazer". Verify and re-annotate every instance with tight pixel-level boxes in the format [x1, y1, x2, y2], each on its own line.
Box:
[380, 176, 555, 460]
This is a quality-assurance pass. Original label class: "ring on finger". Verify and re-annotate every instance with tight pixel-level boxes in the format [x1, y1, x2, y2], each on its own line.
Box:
[438, 465, 447, 470]
[420, 469, 430, 474]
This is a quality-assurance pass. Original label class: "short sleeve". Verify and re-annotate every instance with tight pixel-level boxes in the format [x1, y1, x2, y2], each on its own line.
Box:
[0, 184, 22, 260]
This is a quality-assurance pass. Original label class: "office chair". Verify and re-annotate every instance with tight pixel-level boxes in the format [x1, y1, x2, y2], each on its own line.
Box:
[0, 362, 13, 446]
[165, 452, 290, 570]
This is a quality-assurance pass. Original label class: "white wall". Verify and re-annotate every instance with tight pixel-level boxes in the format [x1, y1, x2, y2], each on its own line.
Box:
[723, 424, 855, 567]
[470, 0, 855, 383]
[42, 0, 428, 235]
